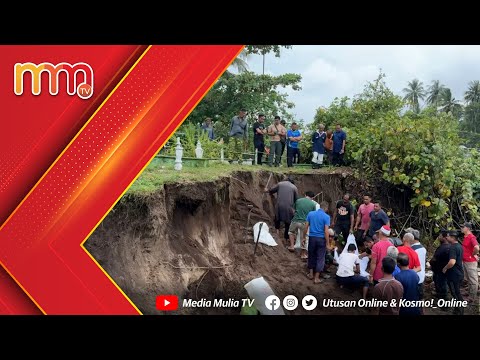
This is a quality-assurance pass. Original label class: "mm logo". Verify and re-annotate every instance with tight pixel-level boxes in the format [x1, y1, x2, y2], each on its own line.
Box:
[14, 62, 94, 99]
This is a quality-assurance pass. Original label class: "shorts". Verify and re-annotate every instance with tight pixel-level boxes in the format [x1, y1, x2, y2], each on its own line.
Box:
[288, 222, 307, 248]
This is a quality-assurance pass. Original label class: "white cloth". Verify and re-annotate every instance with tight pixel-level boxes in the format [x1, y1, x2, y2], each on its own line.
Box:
[336, 252, 360, 277]
[341, 234, 359, 255]
[244, 277, 285, 315]
[359, 256, 370, 277]
[253, 222, 277, 246]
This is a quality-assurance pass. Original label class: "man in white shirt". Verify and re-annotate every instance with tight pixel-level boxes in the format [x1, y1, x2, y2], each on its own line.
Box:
[406, 228, 426, 299]
[336, 243, 369, 299]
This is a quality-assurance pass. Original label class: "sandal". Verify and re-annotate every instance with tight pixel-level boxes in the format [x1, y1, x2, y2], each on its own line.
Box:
[314, 279, 324, 284]
[287, 246, 295, 252]
[306, 272, 314, 280]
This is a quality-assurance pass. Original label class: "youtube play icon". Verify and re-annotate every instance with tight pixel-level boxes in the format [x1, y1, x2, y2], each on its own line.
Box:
[156, 295, 179, 311]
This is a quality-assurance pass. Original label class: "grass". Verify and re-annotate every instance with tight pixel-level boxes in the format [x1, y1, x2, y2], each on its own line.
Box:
[127, 158, 329, 195]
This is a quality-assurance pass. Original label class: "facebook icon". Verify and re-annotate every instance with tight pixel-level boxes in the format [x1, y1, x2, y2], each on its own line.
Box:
[264, 295, 281, 311]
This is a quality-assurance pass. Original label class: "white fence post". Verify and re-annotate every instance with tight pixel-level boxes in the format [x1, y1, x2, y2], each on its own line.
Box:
[174, 137, 183, 171]
[221, 148, 229, 164]
[195, 140, 204, 159]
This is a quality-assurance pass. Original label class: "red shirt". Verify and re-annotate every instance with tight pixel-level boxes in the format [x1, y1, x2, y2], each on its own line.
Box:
[397, 246, 421, 270]
[358, 203, 375, 230]
[462, 233, 479, 262]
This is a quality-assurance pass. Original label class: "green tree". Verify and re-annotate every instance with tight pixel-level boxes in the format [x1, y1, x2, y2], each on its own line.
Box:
[312, 73, 480, 239]
[464, 80, 480, 104]
[245, 45, 293, 57]
[426, 80, 445, 108]
[230, 49, 249, 73]
[439, 88, 463, 118]
[403, 79, 426, 113]
[461, 102, 480, 146]
[186, 71, 302, 147]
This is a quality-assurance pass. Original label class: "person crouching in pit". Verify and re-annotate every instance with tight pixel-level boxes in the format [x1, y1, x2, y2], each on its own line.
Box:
[336, 243, 369, 299]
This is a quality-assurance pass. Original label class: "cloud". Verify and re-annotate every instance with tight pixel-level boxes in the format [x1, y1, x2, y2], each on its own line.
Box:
[246, 45, 480, 123]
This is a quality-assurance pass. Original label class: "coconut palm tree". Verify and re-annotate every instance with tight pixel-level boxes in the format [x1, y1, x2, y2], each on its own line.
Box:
[438, 88, 463, 117]
[464, 80, 480, 104]
[230, 49, 249, 73]
[403, 79, 426, 113]
[426, 80, 445, 108]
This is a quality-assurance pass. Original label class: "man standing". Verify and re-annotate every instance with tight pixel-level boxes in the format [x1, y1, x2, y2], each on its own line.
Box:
[332, 124, 346, 166]
[407, 228, 426, 300]
[371, 257, 404, 315]
[324, 130, 334, 165]
[311, 124, 326, 169]
[229, 108, 248, 163]
[461, 222, 479, 302]
[430, 230, 450, 300]
[395, 253, 421, 316]
[332, 194, 355, 244]
[354, 194, 375, 248]
[267, 116, 287, 167]
[266, 176, 298, 244]
[286, 122, 302, 167]
[287, 191, 317, 252]
[365, 200, 390, 238]
[369, 225, 393, 285]
[201, 117, 214, 140]
[252, 114, 267, 165]
[443, 230, 465, 315]
[279, 119, 287, 164]
[305, 201, 331, 284]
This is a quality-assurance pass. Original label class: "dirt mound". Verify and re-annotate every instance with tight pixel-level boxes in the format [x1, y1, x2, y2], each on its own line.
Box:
[86, 169, 476, 315]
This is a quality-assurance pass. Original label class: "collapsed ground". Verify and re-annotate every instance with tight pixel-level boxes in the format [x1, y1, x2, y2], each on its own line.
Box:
[86, 168, 477, 315]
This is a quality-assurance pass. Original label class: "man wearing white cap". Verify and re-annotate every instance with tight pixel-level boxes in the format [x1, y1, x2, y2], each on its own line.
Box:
[368, 225, 393, 285]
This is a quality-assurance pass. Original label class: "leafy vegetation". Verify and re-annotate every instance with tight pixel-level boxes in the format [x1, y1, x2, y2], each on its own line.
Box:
[311, 72, 480, 235]
[155, 46, 480, 238]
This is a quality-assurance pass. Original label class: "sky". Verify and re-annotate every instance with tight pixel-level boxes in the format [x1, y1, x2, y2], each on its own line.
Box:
[245, 45, 480, 123]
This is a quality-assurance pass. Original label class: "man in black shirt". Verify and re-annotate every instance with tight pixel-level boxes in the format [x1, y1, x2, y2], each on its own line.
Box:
[332, 194, 355, 245]
[252, 114, 267, 165]
[430, 230, 450, 300]
[443, 230, 464, 314]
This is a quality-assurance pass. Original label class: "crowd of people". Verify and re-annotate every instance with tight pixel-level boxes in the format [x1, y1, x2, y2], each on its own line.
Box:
[265, 175, 479, 315]
[200, 109, 348, 167]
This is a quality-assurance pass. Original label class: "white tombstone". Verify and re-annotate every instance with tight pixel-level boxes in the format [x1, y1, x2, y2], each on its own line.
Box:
[220, 148, 229, 164]
[174, 137, 183, 171]
[243, 159, 253, 166]
[195, 140, 203, 159]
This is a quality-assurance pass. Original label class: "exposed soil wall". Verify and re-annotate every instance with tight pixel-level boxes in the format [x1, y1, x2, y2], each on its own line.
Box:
[86, 169, 459, 315]
[87, 169, 367, 314]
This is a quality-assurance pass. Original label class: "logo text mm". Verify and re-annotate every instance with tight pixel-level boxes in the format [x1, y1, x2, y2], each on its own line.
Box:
[14, 62, 94, 99]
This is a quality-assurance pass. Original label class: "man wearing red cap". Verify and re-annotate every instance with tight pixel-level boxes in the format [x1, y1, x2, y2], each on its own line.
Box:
[368, 225, 393, 285]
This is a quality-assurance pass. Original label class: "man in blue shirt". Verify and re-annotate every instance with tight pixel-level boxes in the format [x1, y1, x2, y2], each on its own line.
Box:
[395, 252, 421, 315]
[305, 201, 331, 284]
[201, 117, 215, 140]
[365, 200, 390, 238]
[332, 124, 346, 166]
[311, 123, 326, 169]
[286, 122, 302, 167]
